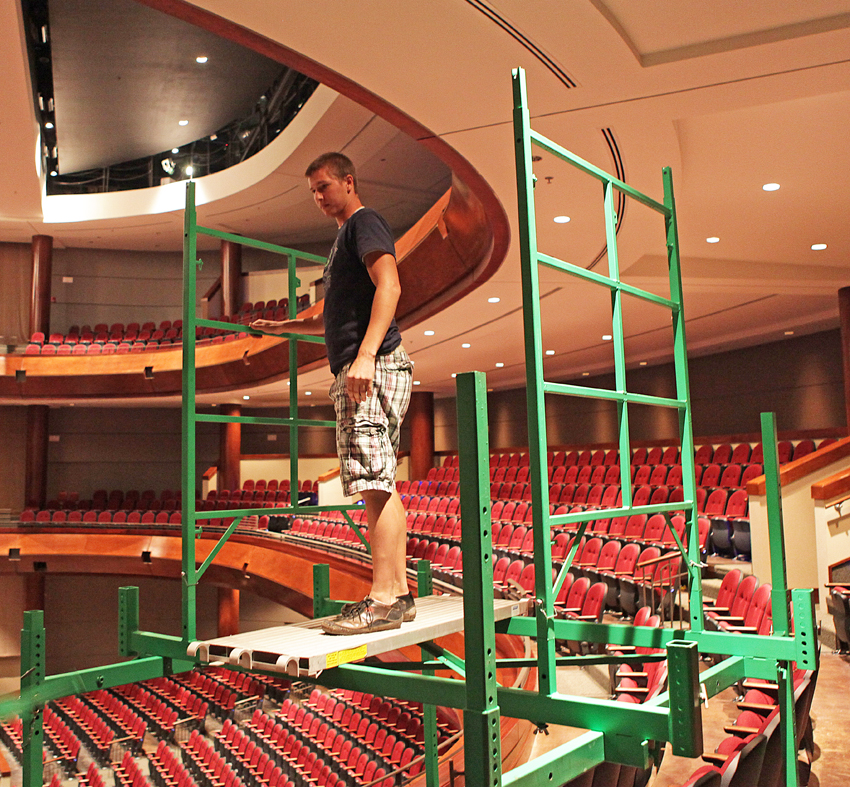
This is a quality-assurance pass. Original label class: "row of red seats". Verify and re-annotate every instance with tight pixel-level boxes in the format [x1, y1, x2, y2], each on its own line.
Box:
[149, 738, 203, 787]
[676, 665, 816, 787]
[703, 570, 773, 636]
[52, 696, 116, 766]
[114, 681, 206, 741]
[83, 690, 147, 755]
[42, 706, 82, 776]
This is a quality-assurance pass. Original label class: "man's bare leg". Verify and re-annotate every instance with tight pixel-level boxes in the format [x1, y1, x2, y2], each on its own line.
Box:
[360, 488, 409, 605]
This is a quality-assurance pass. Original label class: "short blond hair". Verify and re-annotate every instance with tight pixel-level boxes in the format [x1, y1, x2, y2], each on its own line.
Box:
[305, 152, 358, 192]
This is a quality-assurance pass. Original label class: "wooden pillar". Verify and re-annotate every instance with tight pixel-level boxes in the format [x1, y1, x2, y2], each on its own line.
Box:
[221, 240, 242, 318]
[219, 404, 241, 493]
[24, 574, 45, 612]
[217, 587, 240, 636]
[839, 287, 850, 431]
[30, 235, 53, 337]
[408, 391, 435, 481]
[25, 405, 49, 508]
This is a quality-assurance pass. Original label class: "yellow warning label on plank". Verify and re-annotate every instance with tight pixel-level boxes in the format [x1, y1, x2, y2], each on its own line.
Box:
[325, 644, 367, 669]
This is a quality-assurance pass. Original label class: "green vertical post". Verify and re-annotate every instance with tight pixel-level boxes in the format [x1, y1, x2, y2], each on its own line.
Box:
[288, 253, 301, 503]
[313, 564, 332, 619]
[118, 586, 140, 657]
[666, 640, 702, 757]
[418, 562, 440, 787]
[20, 610, 45, 787]
[181, 181, 199, 642]
[602, 181, 635, 508]
[457, 371, 502, 787]
[512, 66, 557, 697]
[760, 412, 791, 637]
[777, 663, 799, 787]
[662, 168, 702, 630]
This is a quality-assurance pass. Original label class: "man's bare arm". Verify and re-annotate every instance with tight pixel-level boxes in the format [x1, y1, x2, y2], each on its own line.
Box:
[250, 312, 325, 336]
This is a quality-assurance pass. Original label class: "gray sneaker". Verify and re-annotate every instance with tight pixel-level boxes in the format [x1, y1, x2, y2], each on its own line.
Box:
[340, 592, 416, 622]
[322, 597, 403, 635]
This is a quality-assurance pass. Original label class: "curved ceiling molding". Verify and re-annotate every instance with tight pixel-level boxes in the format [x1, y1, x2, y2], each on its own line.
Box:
[586, 127, 627, 271]
[462, 0, 577, 88]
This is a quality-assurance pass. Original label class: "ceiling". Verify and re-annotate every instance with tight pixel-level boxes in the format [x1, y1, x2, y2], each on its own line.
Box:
[49, 0, 286, 172]
[2, 0, 850, 408]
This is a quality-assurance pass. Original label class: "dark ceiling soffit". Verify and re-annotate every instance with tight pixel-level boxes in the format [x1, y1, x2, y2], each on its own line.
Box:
[133, 0, 510, 287]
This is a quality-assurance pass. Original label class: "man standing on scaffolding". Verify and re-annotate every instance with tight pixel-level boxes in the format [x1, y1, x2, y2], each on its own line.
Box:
[252, 152, 415, 635]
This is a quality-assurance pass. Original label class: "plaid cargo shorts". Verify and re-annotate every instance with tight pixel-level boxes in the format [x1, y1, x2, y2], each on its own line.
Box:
[330, 346, 413, 496]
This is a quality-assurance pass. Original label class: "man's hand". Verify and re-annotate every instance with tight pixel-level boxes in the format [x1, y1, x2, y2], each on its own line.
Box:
[346, 351, 376, 403]
[250, 318, 287, 335]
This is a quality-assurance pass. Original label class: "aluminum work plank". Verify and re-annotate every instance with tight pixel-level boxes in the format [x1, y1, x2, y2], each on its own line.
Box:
[187, 595, 528, 677]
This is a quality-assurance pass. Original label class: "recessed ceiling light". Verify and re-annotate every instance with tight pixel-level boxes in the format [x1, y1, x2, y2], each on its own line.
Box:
[706, 237, 720, 243]
[185, 165, 194, 177]
[545, 350, 555, 356]
[762, 183, 780, 192]
[424, 330, 435, 336]
[451, 373, 457, 378]
[196, 56, 208, 64]
[413, 380, 421, 385]
[602, 335, 612, 341]
[639, 361, 647, 366]
[44, 121, 54, 129]
[171, 148, 179, 154]
[178, 119, 189, 126]
[582, 372, 590, 376]
[488, 297, 500, 303]
[495, 362, 504, 368]
[242, 395, 250, 400]
[784, 330, 794, 336]
[811, 243, 827, 251]
[553, 216, 571, 224]
[462, 343, 471, 348]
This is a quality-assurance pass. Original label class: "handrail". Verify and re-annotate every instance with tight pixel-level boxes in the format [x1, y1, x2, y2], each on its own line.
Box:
[746, 435, 850, 495]
[810, 466, 850, 502]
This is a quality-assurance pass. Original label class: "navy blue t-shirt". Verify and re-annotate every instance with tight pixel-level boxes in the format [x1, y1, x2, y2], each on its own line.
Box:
[322, 207, 402, 375]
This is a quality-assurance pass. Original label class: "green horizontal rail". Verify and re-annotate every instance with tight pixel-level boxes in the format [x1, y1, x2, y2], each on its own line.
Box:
[543, 381, 685, 409]
[196, 225, 326, 262]
[195, 318, 327, 344]
[195, 504, 363, 520]
[529, 130, 670, 216]
[196, 413, 336, 428]
[550, 500, 695, 527]
[538, 252, 678, 311]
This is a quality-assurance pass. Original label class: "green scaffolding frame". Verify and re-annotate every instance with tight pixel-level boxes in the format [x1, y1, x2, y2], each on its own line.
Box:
[1, 69, 817, 787]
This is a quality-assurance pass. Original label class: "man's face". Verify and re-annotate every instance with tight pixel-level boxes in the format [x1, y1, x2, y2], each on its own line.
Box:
[308, 166, 353, 222]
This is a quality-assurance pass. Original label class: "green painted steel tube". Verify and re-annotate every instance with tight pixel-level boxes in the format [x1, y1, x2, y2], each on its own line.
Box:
[512, 66, 558, 699]
[503, 732, 604, 787]
[457, 371, 504, 785]
[196, 225, 325, 261]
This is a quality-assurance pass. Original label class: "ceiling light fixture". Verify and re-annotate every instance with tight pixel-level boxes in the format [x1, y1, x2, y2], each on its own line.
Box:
[784, 330, 794, 336]
[44, 121, 54, 129]
[462, 343, 471, 348]
[602, 335, 612, 341]
[451, 373, 457, 378]
[242, 395, 250, 400]
[49, 170, 57, 177]
[413, 380, 421, 386]
[424, 330, 435, 336]
[495, 362, 504, 368]
[185, 165, 194, 178]
[196, 56, 208, 63]
[811, 243, 827, 251]
[553, 215, 570, 224]
[171, 147, 179, 154]
[545, 350, 555, 355]
[305, 391, 312, 396]
[762, 183, 780, 192]
[706, 237, 720, 243]
[582, 372, 590, 376]
[178, 119, 189, 126]
[488, 297, 500, 303]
